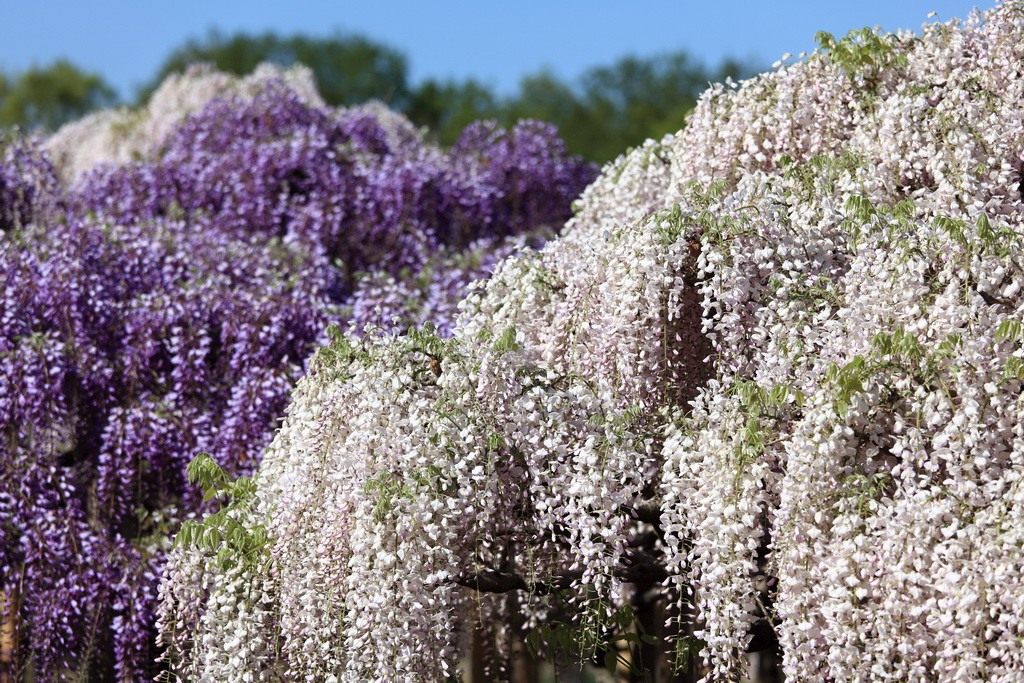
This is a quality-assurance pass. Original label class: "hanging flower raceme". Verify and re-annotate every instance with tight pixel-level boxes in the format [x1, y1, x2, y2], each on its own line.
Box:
[0, 68, 594, 681]
[162, 4, 1024, 682]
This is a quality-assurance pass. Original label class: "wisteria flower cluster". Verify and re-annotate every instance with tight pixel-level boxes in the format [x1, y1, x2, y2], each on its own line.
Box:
[160, 4, 1024, 681]
[43, 63, 326, 184]
[0, 67, 593, 681]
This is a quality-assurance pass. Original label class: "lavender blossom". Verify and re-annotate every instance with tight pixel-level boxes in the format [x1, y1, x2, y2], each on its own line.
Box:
[0, 75, 593, 680]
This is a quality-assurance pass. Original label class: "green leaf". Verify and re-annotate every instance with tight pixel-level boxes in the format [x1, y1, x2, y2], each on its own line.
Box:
[493, 326, 520, 354]
[996, 319, 1023, 343]
[844, 194, 875, 221]
[1005, 356, 1024, 380]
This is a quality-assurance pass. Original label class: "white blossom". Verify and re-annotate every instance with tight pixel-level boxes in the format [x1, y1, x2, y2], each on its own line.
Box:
[160, 4, 1024, 680]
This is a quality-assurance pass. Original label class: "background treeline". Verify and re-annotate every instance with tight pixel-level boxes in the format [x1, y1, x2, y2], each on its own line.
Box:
[0, 31, 754, 162]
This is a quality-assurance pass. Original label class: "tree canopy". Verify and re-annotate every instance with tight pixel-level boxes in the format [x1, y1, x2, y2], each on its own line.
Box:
[141, 31, 411, 108]
[0, 60, 116, 131]
[1, 33, 755, 161]
[140, 31, 756, 162]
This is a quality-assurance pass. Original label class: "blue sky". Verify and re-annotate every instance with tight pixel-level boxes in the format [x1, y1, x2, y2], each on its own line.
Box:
[1, 1, 992, 98]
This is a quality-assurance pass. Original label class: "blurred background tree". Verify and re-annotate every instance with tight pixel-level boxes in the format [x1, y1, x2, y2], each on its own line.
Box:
[406, 77, 500, 143]
[2, 31, 756, 162]
[140, 30, 412, 107]
[401, 53, 752, 161]
[0, 59, 116, 130]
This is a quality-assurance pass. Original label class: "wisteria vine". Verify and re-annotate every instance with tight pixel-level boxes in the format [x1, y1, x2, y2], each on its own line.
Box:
[161, 4, 1024, 682]
[0, 68, 594, 681]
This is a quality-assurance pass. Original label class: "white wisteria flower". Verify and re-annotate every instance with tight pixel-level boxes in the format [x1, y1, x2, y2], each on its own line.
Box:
[160, 4, 1024, 681]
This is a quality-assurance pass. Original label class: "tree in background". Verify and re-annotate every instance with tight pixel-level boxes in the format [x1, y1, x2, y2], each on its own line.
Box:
[405, 77, 499, 144]
[402, 53, 754, 162]
[0, 33, 756, 162]
[407, 53, 754, 160]
[0, 60, 116, 131]
[142, 30, 411, 108]
[565, 53, 749, 162]
[143, 31, 756, 162]
[1, 33, 755, 161]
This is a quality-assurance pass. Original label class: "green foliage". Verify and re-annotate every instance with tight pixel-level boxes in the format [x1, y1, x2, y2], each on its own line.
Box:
[815, 28, 909, 83]
[525, 600, 658, 676]
[931, 213, 1020, 264]
[364, 471, 415, 523]
[147, 30, 755, 161]
[997, 319, 1024, 380]
[733, 379, 804, 418]
[405, 77, 499, 144]
[838, 195, 1018, 266]
[825, 355, 873, 417]
[655, 203, 687, 246]
[726, 380, 803, 491]
[314, 324, 372, 381]
[486, 432, 505, 451]
[871, 327, 926, 363]
[838, 472, 893, 516]
[404, 324, 455, 383]
[503, 54, 755, 162]
[175, 454, 268, 570]
[974, 213, 1022, 257]
[933, 332, 962, 362]
[733, 415, 767, 472]
[1005, 356, 1024, 381]
[4, 29, 755, 163]
[587, 403, 647, 440]
[400, 53, 755, 161]
[689, 179, 757, 250]
[782, 152, 866, 208]
[935, 215, 968, 247]
[779, 273, 844, 309]
[364, 465, 446, 523]
[671, 634, 704, 676]
[997, 319, 1024, 344]
[844, 194, 877, 223]
[492, 326, 521, 354]
[0, 59, 116, 130]
[409, 323, 447, 352]
[825, 329, 930, 417]
[824, 326, 968, 418]
[141, 30, 410, 108]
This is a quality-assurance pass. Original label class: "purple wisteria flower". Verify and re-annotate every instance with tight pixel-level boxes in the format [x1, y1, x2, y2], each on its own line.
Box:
[0, 82, 594, 681]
